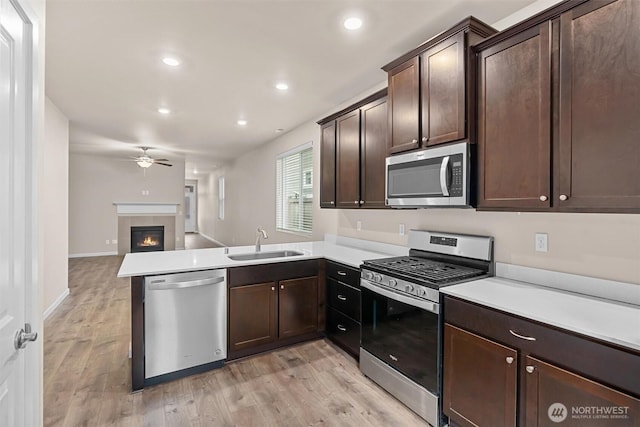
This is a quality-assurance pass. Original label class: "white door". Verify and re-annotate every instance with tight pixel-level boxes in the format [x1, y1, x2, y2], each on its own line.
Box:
[184, 184, 196, 233]
[0, 0, 40, 425]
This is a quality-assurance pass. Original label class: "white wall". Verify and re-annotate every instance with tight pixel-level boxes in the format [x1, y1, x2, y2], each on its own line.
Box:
[197, 0, 640, 285]
[68, 154, 185, 255]
[41, 98, 69, 317]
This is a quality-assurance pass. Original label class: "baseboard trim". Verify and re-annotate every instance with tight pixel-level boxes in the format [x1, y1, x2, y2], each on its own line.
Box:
[43, 288, 70, 320]
[69, 251, 118, 258]
[198, 232, 226, 247]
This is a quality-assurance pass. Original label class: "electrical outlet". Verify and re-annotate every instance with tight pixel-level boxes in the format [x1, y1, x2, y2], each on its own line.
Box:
[105, 239, 110, 245]
[111, 239, 117, 244]
[356, 221, 362, 231]
[535, 233, 548, 252]
[399, 224, 405, 236]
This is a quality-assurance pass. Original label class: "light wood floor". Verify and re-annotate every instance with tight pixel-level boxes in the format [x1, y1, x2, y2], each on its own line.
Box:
[44, 256, 427, 426]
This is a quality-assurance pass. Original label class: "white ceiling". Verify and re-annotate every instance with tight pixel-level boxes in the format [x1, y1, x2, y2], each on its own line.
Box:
[46, 0, 536, 176]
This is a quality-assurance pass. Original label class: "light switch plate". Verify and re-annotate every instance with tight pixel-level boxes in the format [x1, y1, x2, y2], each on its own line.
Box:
[399, 224, 405, 236]
[356, 221, 362, 231]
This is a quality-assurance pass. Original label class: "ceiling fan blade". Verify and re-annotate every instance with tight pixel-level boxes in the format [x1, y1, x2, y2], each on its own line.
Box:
[155, 162, 173, 167]
[154, 158, 169, 162]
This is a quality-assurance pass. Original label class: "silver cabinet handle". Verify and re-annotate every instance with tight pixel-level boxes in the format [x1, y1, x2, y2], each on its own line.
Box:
[14, 323, 38, 350]
[439, 155, 450, 197]
[389, 354, 398, 362]
[411, 139, 418, 144]
[509, 329, 536, 341]
[354, 200, 358, 204]
[539, 195, 548, 201]
[526, 366, 535, 374]
[280, 284, 284, 289]
[506, 357, 514, 365]
[148, 276, 224, 291]
[330, 201, 334, 205]
[271, 286, 275, 291]
[337, 295, 347, 301]
[559, 194, 568, 201]
[337, 324, 347, 332]
[337, 271, 347, 276]
[422, 136, 428, 143]
[360, 200, 364, 204]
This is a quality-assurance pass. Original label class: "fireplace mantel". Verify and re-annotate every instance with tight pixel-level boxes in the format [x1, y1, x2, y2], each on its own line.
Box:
[113, 202, 179, 216]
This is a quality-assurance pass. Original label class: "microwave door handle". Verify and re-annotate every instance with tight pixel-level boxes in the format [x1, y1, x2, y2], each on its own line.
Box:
[440, 156, 450, 196]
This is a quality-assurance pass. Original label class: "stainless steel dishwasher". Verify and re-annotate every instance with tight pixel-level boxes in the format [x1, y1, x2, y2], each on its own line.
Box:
[144, 269, 227, 383]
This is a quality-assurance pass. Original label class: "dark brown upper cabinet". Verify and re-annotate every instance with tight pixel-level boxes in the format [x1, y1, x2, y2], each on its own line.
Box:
[383, 17, 497, 155]
[318, 89, 389, 210]
[336, 109, 361, 208]
[476, 0, 640, 213]
[477, 23, 552, 210]
[319, 121, 336, 208]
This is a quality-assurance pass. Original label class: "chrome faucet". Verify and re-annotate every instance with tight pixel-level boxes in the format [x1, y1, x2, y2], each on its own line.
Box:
[255, 227, 268, 252]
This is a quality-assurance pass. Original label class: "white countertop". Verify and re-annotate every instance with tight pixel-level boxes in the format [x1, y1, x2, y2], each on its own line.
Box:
[117, 240, 398, 277]
[442, 275, 640, 352]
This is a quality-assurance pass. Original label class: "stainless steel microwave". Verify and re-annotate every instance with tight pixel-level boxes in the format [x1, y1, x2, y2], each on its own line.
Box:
[385, 141, 473, 208]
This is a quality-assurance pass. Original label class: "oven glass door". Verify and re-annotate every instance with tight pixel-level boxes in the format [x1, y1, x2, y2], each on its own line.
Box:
[361, 283, 440, 395]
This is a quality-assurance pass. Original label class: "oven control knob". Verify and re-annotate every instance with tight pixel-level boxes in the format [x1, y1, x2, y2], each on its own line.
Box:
[404, 284, 414, 293]
[389, 279, 397, 287]
[373, 274, 382, 282]
[416, 288, 426, 297]
[363, 271, 373, 280]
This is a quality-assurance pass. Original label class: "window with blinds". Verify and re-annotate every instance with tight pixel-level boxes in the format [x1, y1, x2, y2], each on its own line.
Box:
[276, 143, 313, 234]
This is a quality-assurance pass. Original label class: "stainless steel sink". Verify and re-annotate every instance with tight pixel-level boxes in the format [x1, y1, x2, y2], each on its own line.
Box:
[227, 250, 304, 261]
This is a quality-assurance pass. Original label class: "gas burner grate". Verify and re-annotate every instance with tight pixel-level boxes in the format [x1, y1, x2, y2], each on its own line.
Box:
[364, 256, 484, 284]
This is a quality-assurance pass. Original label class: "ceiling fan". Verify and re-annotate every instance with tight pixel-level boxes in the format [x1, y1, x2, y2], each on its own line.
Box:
[131, 147, 172, 168]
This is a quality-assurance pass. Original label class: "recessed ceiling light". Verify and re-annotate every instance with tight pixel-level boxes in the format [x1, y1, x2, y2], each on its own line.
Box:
[237, 119, 247, 126]
[275, 82, 289, 91]
[275, 128, 284, 133]
[343, 17, 363, 31]
[162, 57, 181, 67]
[158, 107, 171, 115]
[193, 169, 198, 174]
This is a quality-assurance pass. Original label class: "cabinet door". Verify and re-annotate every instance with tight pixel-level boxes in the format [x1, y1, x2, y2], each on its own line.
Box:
[320, 121, 336, 208]
[388, 57, 420, 154]
[477, 23, 552, 210]
[228, 282, 277, 352]
[360, 97, 388, 208]
[524, 356, 640, 426]
[278, 276, 318, 339]
[443, 324, 518, 427]
[336, 110, 361, 208]
[557, 0, 640, 211]
[421, 31, 465, 146]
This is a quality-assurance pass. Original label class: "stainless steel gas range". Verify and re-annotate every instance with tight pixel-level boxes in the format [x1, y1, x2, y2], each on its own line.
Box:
[359, 230, 494, 427]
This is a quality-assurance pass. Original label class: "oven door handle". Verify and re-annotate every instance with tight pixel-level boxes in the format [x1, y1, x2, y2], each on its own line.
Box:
[361, 280, 440, 314]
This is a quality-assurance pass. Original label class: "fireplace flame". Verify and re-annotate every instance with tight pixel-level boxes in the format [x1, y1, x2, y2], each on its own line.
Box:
[142, 236, 159, 246]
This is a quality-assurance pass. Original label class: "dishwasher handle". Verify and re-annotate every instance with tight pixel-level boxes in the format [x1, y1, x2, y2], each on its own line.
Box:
[147, 275, 225, 291]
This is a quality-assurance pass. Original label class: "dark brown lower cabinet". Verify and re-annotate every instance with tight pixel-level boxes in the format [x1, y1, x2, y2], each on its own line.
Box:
[525, 356, 640, 427]
[278, 276, 318, 339]
[444, 324, 518, 427]
[228, 282, 278, 353]
[444, 296, 640, 427]
[227, 261, 322, 360]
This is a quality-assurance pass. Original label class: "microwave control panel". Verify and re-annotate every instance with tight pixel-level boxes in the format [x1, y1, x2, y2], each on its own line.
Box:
[449, 153, 464, 197]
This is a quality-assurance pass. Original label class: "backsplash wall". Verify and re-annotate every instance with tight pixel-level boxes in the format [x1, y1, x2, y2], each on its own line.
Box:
[337, 209, 640, 285]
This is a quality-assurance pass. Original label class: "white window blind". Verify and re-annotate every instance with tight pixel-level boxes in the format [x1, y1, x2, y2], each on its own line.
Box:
[276, 143, 313, 234]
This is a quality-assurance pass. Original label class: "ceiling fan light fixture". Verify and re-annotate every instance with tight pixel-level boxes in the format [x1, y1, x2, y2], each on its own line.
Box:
[137, 159, 153, 168]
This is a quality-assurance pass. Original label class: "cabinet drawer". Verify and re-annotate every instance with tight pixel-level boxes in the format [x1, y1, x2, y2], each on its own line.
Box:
[444, 296, 640, 397]
[327, 308, 360, 358]
[327, 278, 360, 321]
[326, 261, 360, 286]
